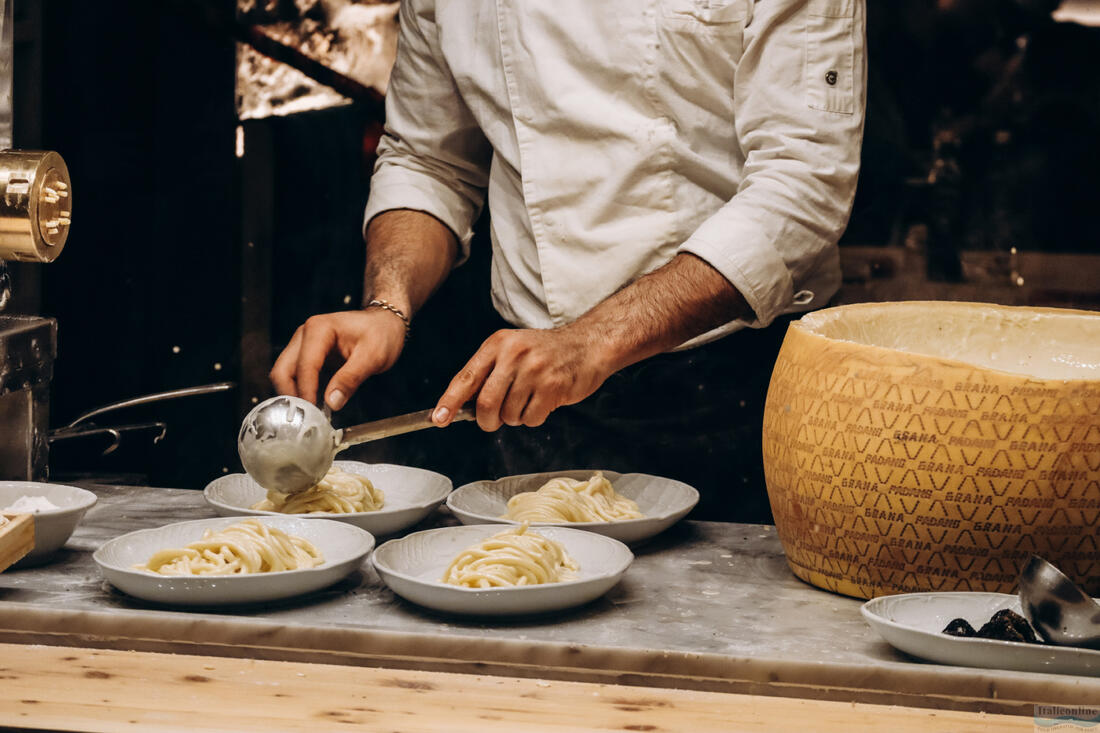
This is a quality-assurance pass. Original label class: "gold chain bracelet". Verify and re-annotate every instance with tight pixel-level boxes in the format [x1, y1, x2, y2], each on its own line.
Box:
[365, 298, 411, 339]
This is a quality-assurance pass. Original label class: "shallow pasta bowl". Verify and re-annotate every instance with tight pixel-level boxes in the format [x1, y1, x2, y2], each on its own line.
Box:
[372, 524, 634, 616]
[446, 470, 699, 545]
[204, 460, 452, 537]
[93, 516, 374, 606]
[0, 481, 98, 566]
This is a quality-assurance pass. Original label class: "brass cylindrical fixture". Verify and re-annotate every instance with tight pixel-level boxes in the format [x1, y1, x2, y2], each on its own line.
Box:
[0, 150, 72, 263]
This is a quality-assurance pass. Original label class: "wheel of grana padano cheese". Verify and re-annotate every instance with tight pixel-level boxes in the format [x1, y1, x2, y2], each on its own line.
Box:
[762, 301, 1100, 599]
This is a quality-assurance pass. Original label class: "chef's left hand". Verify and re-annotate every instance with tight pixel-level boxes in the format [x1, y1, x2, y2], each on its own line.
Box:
[432, 326, 613, 431]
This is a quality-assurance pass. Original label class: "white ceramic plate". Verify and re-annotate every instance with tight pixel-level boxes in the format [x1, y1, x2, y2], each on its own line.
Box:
[204, 461, 452, 537]
[446, 470, 699, 545]
[862, 592, 1100, 677]
[373, 524, 634, 616]
[94, 516, 374, 606]
[0, 481, 98, 565]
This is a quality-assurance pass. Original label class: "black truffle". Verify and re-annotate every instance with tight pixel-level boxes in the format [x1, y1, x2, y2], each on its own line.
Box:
[976, 609, 1040, 644]
[942, 617, 977, 637]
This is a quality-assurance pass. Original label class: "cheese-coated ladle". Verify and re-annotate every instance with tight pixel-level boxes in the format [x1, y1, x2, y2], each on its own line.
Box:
[237, 395, 474, 494]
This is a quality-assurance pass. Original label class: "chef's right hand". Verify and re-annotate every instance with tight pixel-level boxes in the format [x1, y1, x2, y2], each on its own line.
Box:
[269, 309, 407, 411]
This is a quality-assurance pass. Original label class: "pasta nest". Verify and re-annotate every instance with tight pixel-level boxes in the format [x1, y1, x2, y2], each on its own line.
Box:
[441, 524, 578, 588]
[252, 467, 384, 514]
[135, 519, 324, 575]
[503, 472, 643, 523]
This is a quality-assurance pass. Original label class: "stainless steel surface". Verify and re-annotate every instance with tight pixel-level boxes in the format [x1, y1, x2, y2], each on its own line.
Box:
[238, 396, 475, 494]
[62, 382, 235, 429]
[1019, 555, 1100, 649]
[0, 261, 9, 311]
[237, 395, 338, 494]
[0, 0, 12, 150]
[0, 314, 55, 480]
[339, 405, 475, 445]
[0, 388, 32, 474]
[0, 149, 71, 263]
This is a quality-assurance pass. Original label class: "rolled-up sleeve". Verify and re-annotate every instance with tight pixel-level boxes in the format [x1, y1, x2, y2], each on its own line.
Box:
[678, 0, 866, 328]
[362, 0, 492, 262]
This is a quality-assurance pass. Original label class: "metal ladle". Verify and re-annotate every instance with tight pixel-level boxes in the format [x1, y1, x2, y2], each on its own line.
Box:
[1018, 555, 1100, 649]
[237, 395, 475, 494]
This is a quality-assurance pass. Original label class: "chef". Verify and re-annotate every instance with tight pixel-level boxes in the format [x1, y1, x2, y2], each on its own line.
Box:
[271, 0, 866, 521]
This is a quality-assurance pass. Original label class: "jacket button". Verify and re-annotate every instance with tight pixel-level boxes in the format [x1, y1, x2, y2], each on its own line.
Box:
[825, 70, 838, 85]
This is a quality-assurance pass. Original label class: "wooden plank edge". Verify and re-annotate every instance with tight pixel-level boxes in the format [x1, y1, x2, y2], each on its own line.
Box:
[0, 513, 34, 572]
[0, 643, 1034, 733]
[0, 626, 1070, 719]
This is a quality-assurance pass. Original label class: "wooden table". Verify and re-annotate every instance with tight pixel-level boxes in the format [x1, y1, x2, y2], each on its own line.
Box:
[1, 643, 1029, 732]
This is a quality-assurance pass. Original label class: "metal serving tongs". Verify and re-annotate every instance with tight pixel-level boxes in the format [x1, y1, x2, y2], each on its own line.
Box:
[1018, 555, 1100, 650]
[237, 395, 475, 495]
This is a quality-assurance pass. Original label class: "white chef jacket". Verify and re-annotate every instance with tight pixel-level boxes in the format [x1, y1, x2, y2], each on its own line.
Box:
[363, 0, 866, 345]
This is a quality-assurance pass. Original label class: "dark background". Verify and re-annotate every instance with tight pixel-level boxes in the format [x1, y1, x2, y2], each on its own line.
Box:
[6, 0, 1099, 521]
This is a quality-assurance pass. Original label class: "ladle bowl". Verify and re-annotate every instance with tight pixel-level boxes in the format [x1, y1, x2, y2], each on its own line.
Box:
[1018, 555, 1100, 650]
[237, 396, 338, 495]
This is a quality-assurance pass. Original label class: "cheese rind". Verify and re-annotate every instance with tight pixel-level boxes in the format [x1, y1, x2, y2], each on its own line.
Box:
[762, 301, 1100, 599]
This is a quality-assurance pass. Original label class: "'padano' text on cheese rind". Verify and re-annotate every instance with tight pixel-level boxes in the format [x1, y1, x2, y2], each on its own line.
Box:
[762, 301, 1100, 600]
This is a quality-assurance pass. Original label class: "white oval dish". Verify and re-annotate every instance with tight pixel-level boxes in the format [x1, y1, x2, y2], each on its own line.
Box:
[0, 481, 98, 565]
[372, 524, 634, 616]
[204, 461, 452, 537]
[446, 470, 699, 545]
[94, 516, 374, 606]
[861, 591, 1100, 677]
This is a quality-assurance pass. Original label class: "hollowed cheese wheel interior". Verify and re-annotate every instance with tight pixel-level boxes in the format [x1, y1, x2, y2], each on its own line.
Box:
[796, 301, 1100, 381]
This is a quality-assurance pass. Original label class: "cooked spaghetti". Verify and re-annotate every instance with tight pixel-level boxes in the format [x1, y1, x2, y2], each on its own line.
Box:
[441, 524, 578, 588]
[135, 519, 324, 575]
[503, 472, 644, 523]
[251, 466, 384, 514]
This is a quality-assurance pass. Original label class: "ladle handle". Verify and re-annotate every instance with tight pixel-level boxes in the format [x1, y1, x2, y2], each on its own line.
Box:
[337, 404, 476, 448]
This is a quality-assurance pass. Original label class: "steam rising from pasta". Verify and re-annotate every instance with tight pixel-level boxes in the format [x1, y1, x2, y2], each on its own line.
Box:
[135, 519, 324, 575]
[252, 467, 384, 514]
[504, 472, 644, 523]
[441, 524, 578, 588]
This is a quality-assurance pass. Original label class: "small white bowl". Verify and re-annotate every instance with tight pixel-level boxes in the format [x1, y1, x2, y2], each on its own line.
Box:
[862, 592, 1100, 677]
[446, 470, 700, 545]
[372, 524, 634, 616]
[204, 460, 452, 537]
[0, 481, 98, 565]
[94, 516, 374, 606]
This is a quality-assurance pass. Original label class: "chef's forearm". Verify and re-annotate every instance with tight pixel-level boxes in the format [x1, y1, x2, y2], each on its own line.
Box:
[568, 252, 750, 375]
[363, 209, 459, 317]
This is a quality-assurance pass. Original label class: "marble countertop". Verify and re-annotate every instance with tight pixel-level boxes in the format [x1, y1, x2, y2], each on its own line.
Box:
[0, 484, 1095, 714]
